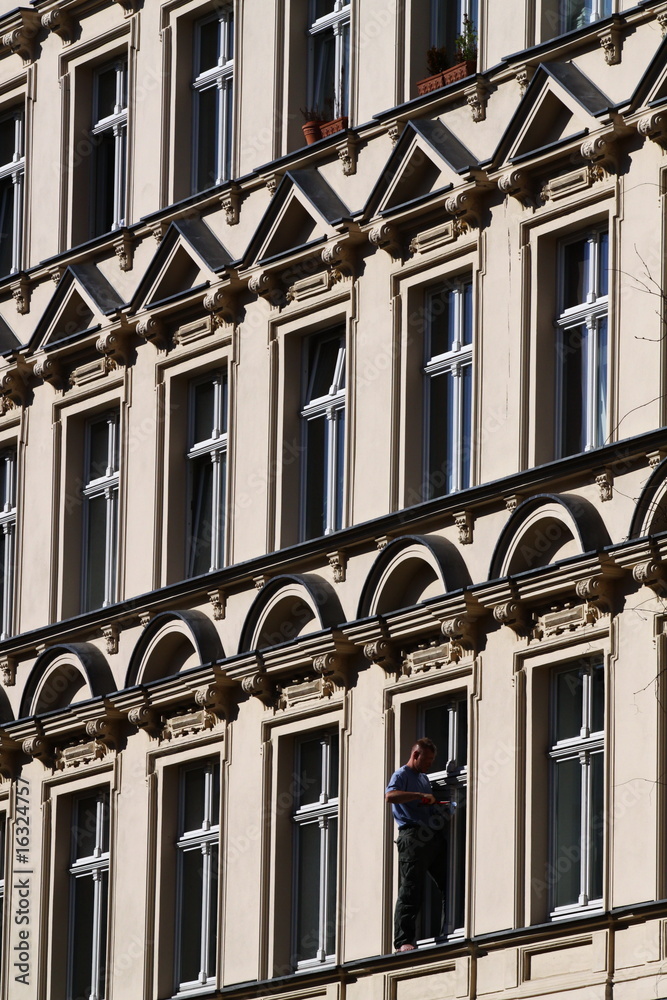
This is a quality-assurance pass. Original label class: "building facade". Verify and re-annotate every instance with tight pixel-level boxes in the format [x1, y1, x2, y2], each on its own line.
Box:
[0, 0, 664, 998]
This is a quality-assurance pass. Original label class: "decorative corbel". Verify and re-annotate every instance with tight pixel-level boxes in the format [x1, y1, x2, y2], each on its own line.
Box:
[0, 734, 19, 778]
[137, 314, 169, 350]
[41, 8, 77, 43]
[445, 189, 480, 229]
[575, 575, 614, 612]
[0, 363, 31, 407]
[34, 356, 66, 390]
[101, 625, 119, 655]
[149, 222, 168, 244]
[598, 23, 621, 65]
[368, 223, 400, 257]
[387, 122, 402, 144]
[208, 588, 226, 621]
[112, 0, 141, 14]
[22, 736, 52, 766]
[454, 511, 474, 545]
[658, 11, 667, 36]
[248, 271, 280, 301]
[220, 183, 241, 226]
[138, 611, 153, 628]
[262, 173, 279, 196]
[253, 574, 269, 590]
[441, 615, 476, 651]
[327, 551, 347, 583]
[241, 671, 274, 705]
[336, 136, 358, 176]
[127, 704, 161, 737]
[363, 639, 398, 673]
[580, 134, 617, 175]
[203, 287, 236, 326]
[11, 276, 30, 315]
[321, 241, 354, 278]
[595, 469, 613, 502]
[638, 111, 667, 147]
[113, 231, 134, 272]
[516, 66, 533, 96]
[195, 683, 230, 718]
[2, 12, 41, 63]
[96, 330, 131, 367]
[464, 81, 488, 123]
[633, 559, 667, 595]
[648, 449, 667, 470]
[493, 600, 529, 634]
[0, 655, 16, 686]
[497, 169, 532, 205]
[85, 717, 119, 749]
[312, 652, 350, 688]
[504, 493, 523, 513]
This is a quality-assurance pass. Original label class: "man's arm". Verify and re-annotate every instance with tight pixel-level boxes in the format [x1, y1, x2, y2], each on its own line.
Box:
[385, 789, 436, 805]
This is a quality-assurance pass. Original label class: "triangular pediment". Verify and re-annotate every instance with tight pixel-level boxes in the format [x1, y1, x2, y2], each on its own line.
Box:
[629, 36, 667, 113]
[0, 313, 20, 353]
[30, 264, 124, 351]
[244, 170, 351, 267]
[130, 218, 232, 315]
[493, 63, 613, 169]
[365, 120, 479, 219]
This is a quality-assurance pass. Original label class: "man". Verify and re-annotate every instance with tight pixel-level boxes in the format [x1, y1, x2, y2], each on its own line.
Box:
[385, 737, 450, 952]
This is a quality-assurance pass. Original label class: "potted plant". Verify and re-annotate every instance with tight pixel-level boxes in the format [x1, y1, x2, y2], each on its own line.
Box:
[321, 114, 348, 138]
[416, 17, 478, 95]
[301, 107, 325, 145]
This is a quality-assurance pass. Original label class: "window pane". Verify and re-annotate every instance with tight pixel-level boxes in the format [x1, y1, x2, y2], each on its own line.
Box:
[429, 288, 455, 358]
[95, 66, 118, 121]
[423, 704, 450, 763]
[193, 380, 216, 445]
[428, 370, 452, 498]
[189, 455, 214, 576]
[457, 703, 468, 766]
[93, 130, 116, 237]
[339, 21, 350, 116]
[0, 175, 15, 278]
[98, 869, 109, 1000]
[329, 735, 339, 798]
[296, 821, 321, 962]
[462, 281, 473, 346]
[74, 794, 100, 859]
[325, 817, 337, 956]
[71, 875, 95, 1000]
[560, 324, 585, 457]
[208, 843, 219, 976]
[304, 416, 327, 540]
[555, 667, 584, 742]
[299, 737, 323, 806]
[0, 814, 4, 880]
[225, 12, 234, 60]
[562, 239, 587, 309]
[196, 86, 218, 194]
[590, 751, 604, 899]
[453, 783, 467, 926]
[591, 661, 604, 733]
[334, 409, 344, 532]
[553, 756, 582, 908]
[88, 420, 110, 481]
[312, 30, 336, 115]
[224, 80, 234, 181]
[313, 0, 338, 17]
[308, 337, 341, 401]
[596, 317, 608, 448]
[183, 766, 207, 833]
[198, 18, 220, 73]
[598, 232, 609, 297]
[179, 847, 204, 983]
[85, 494, 108, 612]
[0, 117, 16, 167]
[461, 361, 472, 489]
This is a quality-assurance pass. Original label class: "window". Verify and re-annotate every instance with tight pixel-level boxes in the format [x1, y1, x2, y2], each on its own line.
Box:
[549, 657, 604, 916]
[556, 230, 609, 458]
[82, 412, 119, 612]
[424, 279, 473, 498]
[559, 0, 611, 32]
[68, 790, 110, 1000]
[187, 372, 228, 577]
[431, 0, 478, 64]
[192, 9, 234, 193]
[91, 59, 127, 237]
[0, 450, 16, 639]
[301, 328, 346, 540]
[418, 699, 467, 939]
[0, 109, 24, 276]
[175, 761, 220, 991]
[293, 732, 339, 968]
[0, 813, 5, 971]
[308, 1, 351, 120]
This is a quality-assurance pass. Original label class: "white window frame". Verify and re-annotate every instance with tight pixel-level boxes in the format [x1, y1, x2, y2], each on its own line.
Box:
[82, 412, 119, 612]
[0, 811, 5, 969]
[175, 760, 220, 992]
[91, 59, 127, 235]
[0, 108, 24, 276]
[0, 450, 16, 640]
[559, 0, 612, 33]
[549, 657, 605, 919]
[423, 279, 473, 498]
[555, 229, 608, 458]
[192, 8, 234, 193]
[300, 330, 346, 540]
[186, 371, 228, 577]
[418, 699, 467, 942]
[308, 0, 351, 120]
[68, 790, 110, 1000]
[292, 732, 339, 969]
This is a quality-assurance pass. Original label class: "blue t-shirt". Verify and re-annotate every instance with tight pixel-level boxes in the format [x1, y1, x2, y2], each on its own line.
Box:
[385, 764, 435, 827]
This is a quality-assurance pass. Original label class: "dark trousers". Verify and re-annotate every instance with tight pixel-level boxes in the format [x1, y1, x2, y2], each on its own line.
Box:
[394, 825, 447, 948]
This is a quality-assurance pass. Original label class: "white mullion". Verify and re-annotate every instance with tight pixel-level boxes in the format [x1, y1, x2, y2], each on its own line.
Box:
[89, 869, 103, 1000]
[579, 750, 591, 905]
[317, 816, 328, 961]
[1, 520, 13, 639]
[216, 78, 225, 185]
[11, 169, 21, 273]
[584, 317, 597, 451]
[200, 842, 212, 983]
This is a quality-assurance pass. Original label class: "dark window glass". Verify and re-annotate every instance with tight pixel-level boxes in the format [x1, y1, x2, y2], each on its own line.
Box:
[553, 756, 582, 908]
[0, 176, 15, 278]
[199, 18, 220, 72]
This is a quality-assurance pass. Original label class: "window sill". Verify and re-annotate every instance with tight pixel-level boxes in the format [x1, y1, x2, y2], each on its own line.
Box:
[171, 985, 217, 999]
[550, 901, 603, 922]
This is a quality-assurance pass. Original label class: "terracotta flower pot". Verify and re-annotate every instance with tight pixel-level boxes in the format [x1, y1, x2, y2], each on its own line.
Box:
[416, 60, 477, 96]
[302, 121, 323, 145]
[320, 116, 348, 138]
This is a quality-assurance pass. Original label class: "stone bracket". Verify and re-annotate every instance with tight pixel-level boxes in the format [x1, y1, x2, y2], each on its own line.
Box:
[368, 223, 400, 258]
[137, 314, 169, 350]
[363, 639, 399, 673]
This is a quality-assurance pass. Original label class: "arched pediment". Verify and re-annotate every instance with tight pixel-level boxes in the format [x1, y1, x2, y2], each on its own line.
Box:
[357, 535, 470, 619]
[19, 643, 114, 719]
[629, 457, 667, 539]
[125, 611, 224, 688]
[238, 574, 344, 653]
[489, 494, 611, 580]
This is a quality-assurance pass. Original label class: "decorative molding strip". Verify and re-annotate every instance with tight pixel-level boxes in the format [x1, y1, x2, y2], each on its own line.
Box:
[409, 220, 464, 255]
[404, 639, 461, 674]
[164, 708, 216, 739]
[56, 739, 108, 770]
[286, 270, 336, 303]
[280, 675, 335, 708]
[71, 355, 116, 387]
[541, 165, 598, 202]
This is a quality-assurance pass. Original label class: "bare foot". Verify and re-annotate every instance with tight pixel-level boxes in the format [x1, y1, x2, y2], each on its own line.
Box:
[397, 943, 416, 952]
